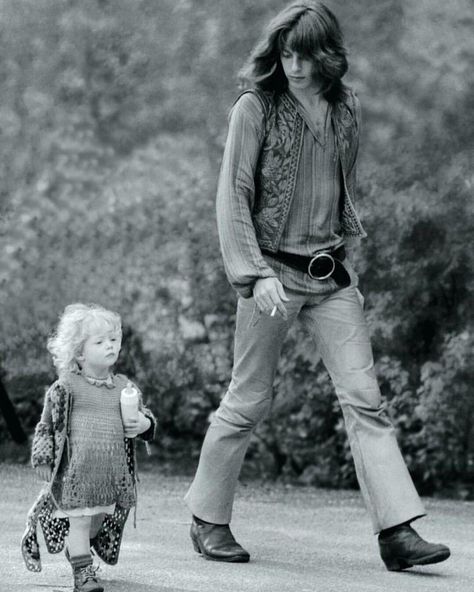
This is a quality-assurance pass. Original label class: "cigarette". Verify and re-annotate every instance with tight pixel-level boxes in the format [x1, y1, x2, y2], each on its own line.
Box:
[270, 305, 277, 317]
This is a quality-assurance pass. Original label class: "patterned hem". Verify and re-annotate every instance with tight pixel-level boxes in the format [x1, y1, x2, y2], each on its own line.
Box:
[53, 503, 116, 518]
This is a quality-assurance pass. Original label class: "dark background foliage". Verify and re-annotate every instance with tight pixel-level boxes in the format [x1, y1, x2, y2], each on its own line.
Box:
[1, 0, 473, 497]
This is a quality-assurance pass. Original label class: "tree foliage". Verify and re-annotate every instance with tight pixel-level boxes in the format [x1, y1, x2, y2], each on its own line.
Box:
[0, 0, 473, 496]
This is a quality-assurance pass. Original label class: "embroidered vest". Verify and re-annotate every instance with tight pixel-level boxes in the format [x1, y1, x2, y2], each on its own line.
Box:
[243, 88, 366, 252]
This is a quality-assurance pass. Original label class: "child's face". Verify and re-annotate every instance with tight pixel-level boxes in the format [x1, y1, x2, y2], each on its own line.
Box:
[80, 325, 122, 374]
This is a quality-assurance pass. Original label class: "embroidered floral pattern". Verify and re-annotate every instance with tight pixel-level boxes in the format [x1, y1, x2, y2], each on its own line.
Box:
[249, 88, 366, 249]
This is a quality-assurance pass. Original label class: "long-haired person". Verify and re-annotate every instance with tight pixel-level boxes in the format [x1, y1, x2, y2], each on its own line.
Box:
[185, 1, 450, 571]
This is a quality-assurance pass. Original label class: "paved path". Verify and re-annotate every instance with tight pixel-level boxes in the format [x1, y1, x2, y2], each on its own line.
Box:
[3, 464, 473, 591]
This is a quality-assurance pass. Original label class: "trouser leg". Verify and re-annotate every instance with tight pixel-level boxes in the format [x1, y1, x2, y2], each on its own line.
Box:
[300, 287, 426, 533]
[185, 295, 299, 524]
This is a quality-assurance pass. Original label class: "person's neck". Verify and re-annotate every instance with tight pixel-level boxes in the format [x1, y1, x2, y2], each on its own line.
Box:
[290, 85, 326, 109]
[81, 364, 111, 380]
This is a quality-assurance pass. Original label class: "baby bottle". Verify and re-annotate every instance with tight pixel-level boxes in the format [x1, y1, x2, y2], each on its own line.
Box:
[120, 381, 139, 434]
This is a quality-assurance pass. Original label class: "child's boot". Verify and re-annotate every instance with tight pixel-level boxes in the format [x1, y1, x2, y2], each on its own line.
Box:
[70, 554, 104, 592]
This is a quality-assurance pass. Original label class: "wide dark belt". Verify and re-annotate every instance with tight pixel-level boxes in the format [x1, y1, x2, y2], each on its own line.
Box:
[262, 245, 350, 287]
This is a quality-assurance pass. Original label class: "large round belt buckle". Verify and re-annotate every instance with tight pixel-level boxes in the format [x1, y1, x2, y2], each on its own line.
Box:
[308, 252, 335, 280]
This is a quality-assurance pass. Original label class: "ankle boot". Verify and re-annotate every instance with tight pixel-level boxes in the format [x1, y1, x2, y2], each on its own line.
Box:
[378, 524, 450, 571]
[70, 554, 104, 592]
[190, 517, 250, 562]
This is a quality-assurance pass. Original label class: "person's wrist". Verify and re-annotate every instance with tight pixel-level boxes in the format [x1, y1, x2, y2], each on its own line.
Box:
[255, 276, 277, 287]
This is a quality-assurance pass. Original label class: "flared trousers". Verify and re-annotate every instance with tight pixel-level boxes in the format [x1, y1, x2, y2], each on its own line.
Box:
[185, 286, 425, 533]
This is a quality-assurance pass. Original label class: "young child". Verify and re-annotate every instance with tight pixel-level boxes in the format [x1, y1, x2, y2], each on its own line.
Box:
[21, 303, 156, 592]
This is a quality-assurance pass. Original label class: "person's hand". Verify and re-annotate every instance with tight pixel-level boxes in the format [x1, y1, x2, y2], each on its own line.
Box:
[253, 277, 289, 320]
[124, 412, 151, 438]
[137, 412, 152, 435]
[35, 465, 52, 482]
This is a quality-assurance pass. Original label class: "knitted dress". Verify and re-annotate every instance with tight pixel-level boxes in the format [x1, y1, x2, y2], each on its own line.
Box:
[52, 372, 135, 516]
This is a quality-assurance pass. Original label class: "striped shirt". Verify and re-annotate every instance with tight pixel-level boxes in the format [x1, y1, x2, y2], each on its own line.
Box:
[217, 91, 356, 297]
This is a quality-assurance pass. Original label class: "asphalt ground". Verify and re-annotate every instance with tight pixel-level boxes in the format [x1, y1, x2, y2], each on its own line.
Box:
[3, 463, 473, 592]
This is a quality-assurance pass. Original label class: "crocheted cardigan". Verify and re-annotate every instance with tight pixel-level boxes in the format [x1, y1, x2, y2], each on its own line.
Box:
[21, 377, 156, 572]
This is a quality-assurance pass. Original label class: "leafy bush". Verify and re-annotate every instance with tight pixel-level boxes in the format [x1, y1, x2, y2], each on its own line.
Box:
[1, 0, 473, 497]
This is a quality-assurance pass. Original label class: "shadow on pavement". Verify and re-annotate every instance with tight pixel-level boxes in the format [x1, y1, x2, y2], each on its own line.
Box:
[254, 559, 320, 574]
[104, 579, 193, 592]
[392, 569, 450, 579]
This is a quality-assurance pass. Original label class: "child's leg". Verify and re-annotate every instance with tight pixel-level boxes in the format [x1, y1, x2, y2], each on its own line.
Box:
[67, 516, 104, 591]
[67, 517, 103, 592]
[68, 516, 92, 557]
[90, 513, 105, 539]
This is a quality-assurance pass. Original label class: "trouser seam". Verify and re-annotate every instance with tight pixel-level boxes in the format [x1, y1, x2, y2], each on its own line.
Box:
[346, 408, 380, 530]
[303, 300, 381, 530]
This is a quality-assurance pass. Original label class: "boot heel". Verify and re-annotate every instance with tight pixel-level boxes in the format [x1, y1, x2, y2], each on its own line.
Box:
[383, 556, 410, 572]
[191, 533, 202, 554]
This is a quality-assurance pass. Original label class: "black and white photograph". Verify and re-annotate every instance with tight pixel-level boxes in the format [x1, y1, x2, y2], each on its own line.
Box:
[1, 1, 473, 591]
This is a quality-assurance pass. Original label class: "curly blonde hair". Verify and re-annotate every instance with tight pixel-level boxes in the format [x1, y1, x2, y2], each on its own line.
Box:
[47, 303, 122, 377]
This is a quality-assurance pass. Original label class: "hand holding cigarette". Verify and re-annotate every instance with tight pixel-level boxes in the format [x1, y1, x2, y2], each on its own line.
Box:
[253, 277, 289, 320]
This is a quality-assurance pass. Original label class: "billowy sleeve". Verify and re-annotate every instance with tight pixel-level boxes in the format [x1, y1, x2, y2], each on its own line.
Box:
[216, 92, 277, 298]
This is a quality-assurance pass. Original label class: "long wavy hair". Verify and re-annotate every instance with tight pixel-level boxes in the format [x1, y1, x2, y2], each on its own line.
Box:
[239, 1, 348, 103]
[47, 303, 122, 378]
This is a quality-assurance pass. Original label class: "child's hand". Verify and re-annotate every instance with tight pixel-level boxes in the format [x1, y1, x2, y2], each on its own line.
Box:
[123, 412, 151, 438]
[137, 411, 152, 435]
[35, 465, 52, 482]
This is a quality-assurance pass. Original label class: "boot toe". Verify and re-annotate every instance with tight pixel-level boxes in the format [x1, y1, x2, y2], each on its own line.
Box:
[411, 543, 451, 566]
